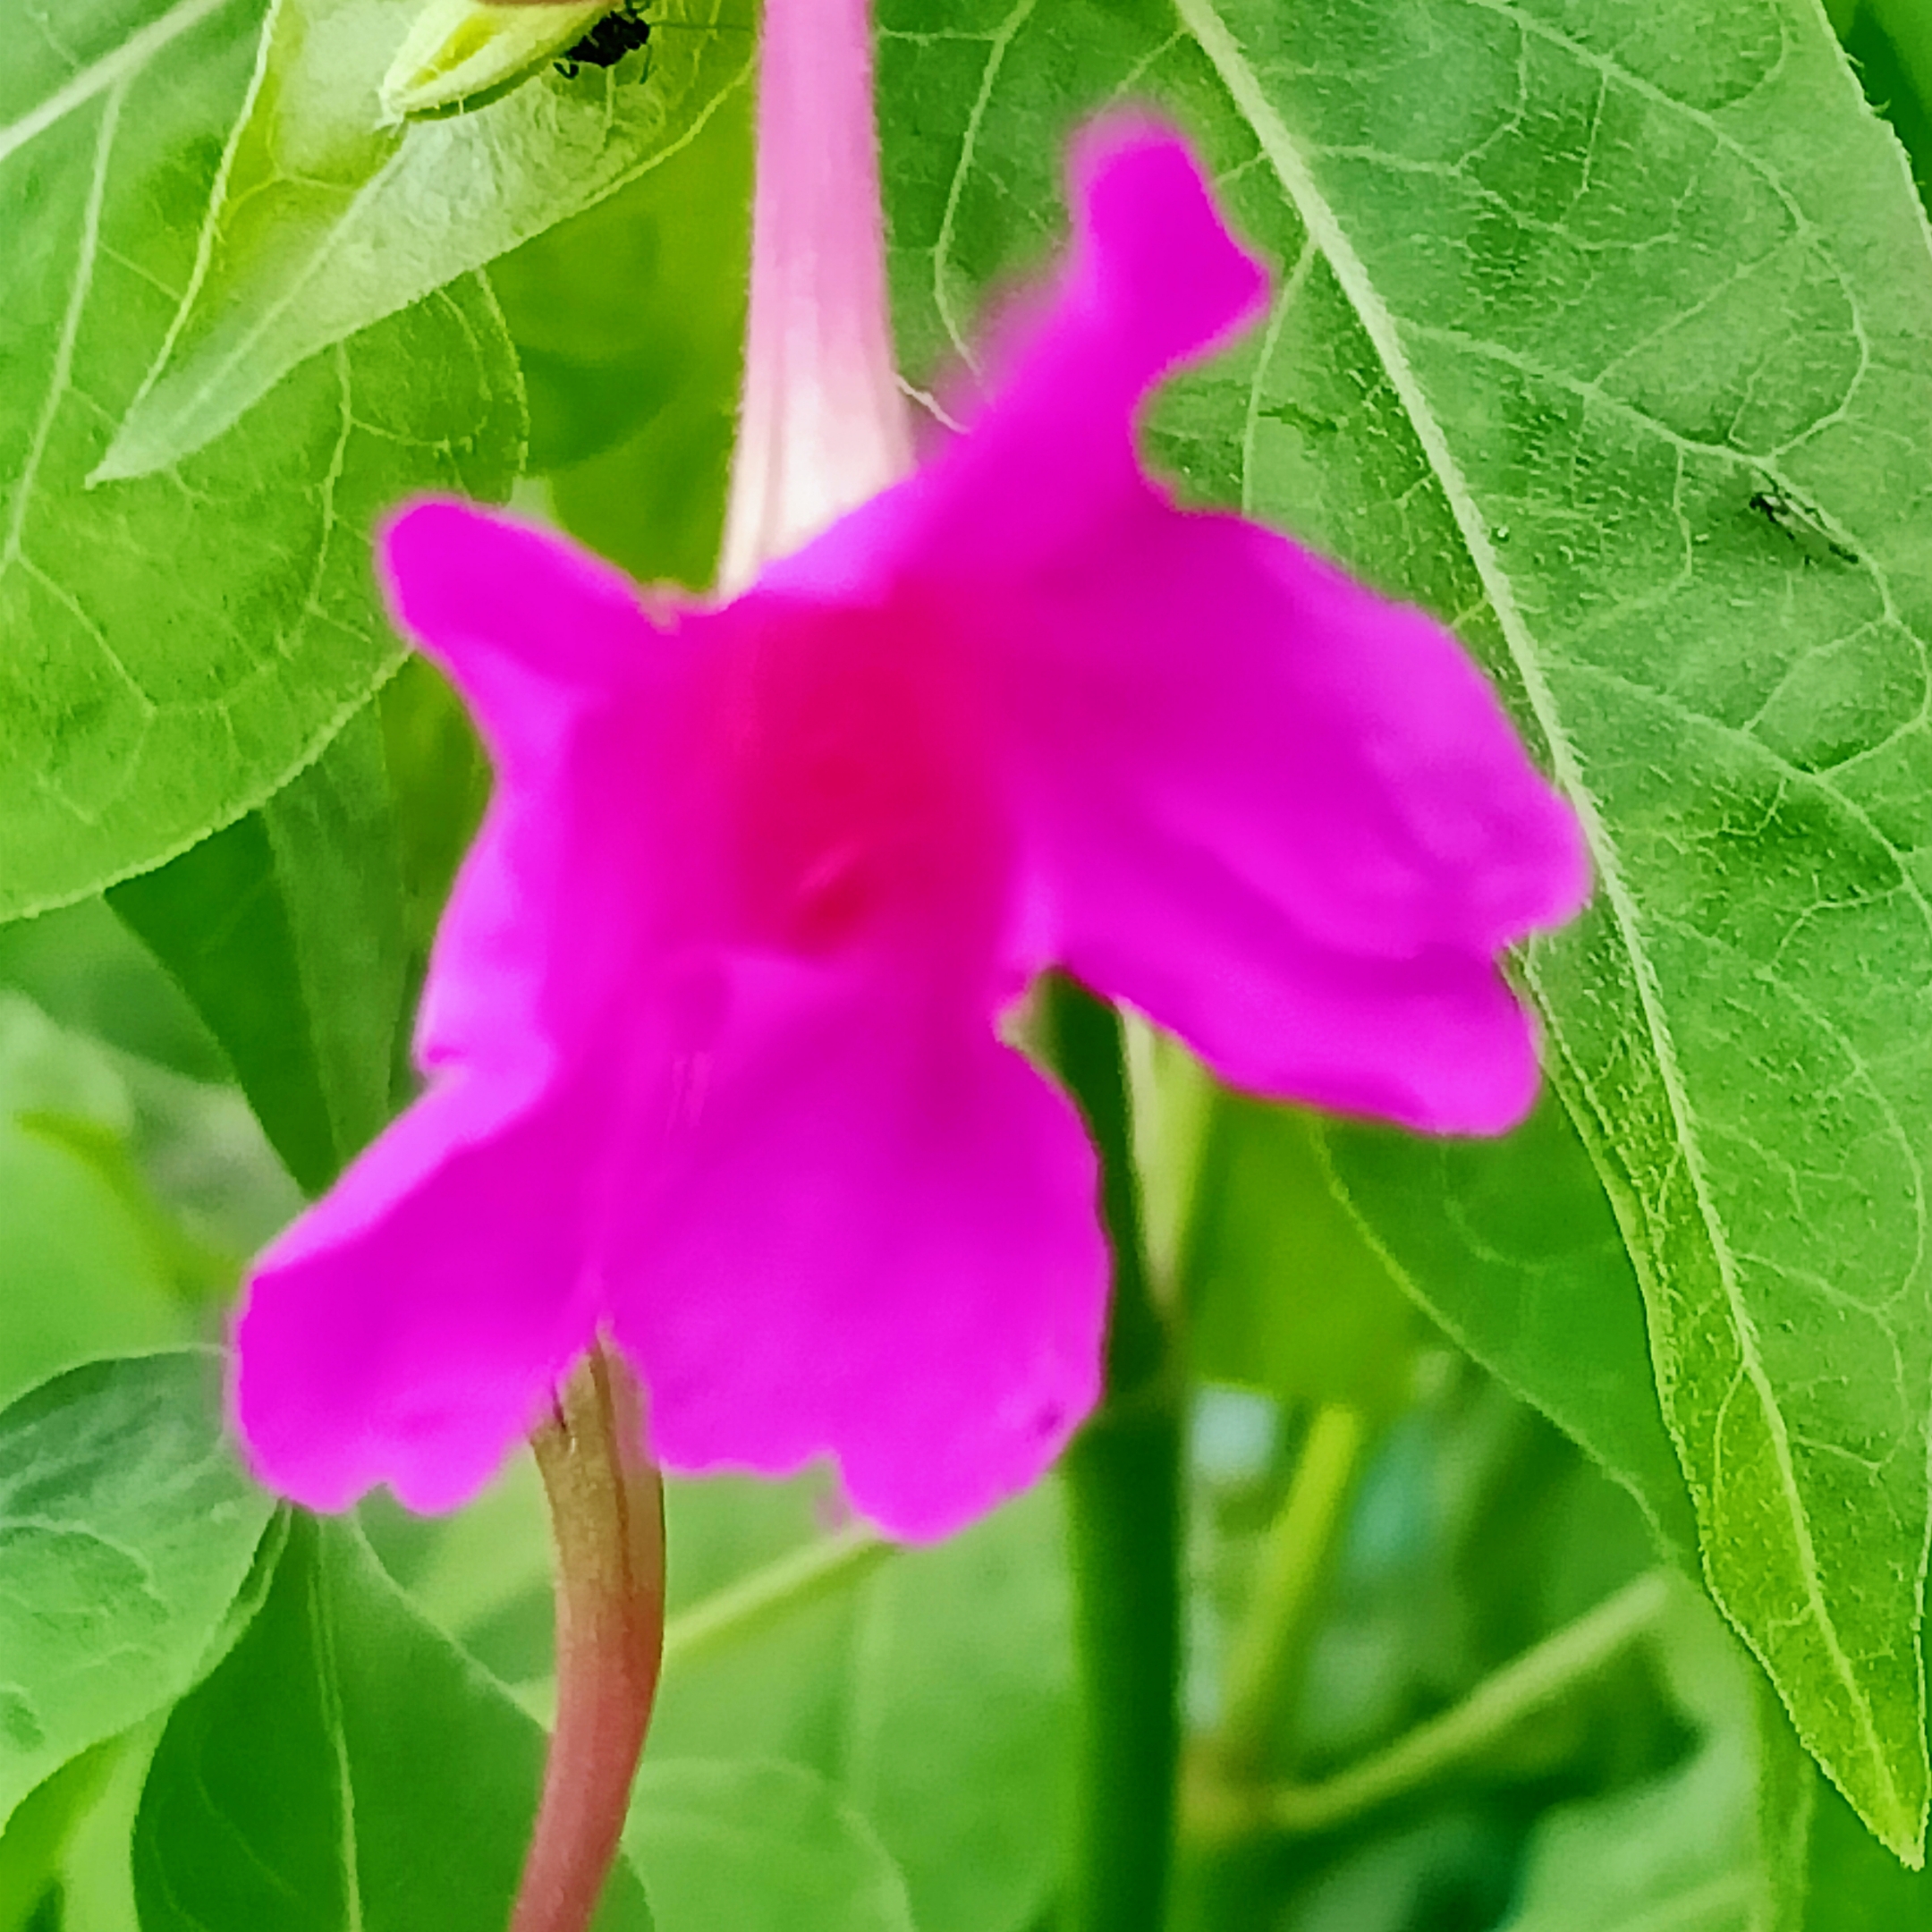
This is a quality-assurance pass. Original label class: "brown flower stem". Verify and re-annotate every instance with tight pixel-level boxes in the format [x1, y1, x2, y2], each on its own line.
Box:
[511, 1342, 666, 1932]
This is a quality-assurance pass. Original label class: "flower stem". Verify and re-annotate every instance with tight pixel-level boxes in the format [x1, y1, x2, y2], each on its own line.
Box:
[1216, 1402, 1371, 1775]
[1190, 1568, 1672, 1843]
[1043, 978, 1182, 1932]
[661, 1526, 894, 1672]
[511, 1343, 666, 1932]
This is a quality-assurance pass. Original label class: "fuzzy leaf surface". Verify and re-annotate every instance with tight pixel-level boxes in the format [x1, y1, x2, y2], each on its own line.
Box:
[0, 1353, 275, 1832]
[133, 1513, 654, 1932]
[0, 0, 523, 920]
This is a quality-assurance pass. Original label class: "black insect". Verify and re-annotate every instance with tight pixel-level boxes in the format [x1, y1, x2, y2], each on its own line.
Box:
[555, 2, 652, 77]
[1747, 486, 1858, 565]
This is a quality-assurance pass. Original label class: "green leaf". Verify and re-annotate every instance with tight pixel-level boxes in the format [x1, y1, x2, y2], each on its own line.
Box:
[842, 1482, 1072, 1932]
[1321, 1097, 1700, 1565]
[877, 0, 1932, 1852]
[106, 654, 488, 1200]
[1809, 1774, 1932, 1928]
[0, 1744, 119, 1932]
[1867, 0, 1932, 129]
[1177, 1086, 1419, 1417]
[490, 64, 753, 588]
[108, 703, 408, 1193]
[627, 1760, 914, 1932]
[100, 0, 754, 479]
[0, 897, 222, 1083]
[1845, 5, 1932, 206]
[0, 997, 199, 1401]
[133, 1513, 653, 1932]
[1498, 1583, 1811, 1932]
[0, 1353, 276, 1833]
[382, 1468, 1071, 1932]
[0, 0, 525, 923]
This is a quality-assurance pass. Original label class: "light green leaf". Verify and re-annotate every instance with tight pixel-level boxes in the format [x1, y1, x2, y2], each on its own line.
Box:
[133, 1513, 653, 1932]
[877, 0, 1932, 1853]
[0, 970, 297, 1349]
[843, 1482, 1072, 1932]
[376, 1468, 1069, 1932]
[108, 702, 408, 1194]
[0, 995, 191, 1402]
[0, 0, 524, 923]
[1321, 1097, 1700, 1565]
[647, 1476, 869, 1774]
[0, 896, 221, 1083]
[627, 1760, 914, 1932]
[0, 1743, 119, 1932]
[101, 0, 754, 479]
[0, 1353, 276, 1833]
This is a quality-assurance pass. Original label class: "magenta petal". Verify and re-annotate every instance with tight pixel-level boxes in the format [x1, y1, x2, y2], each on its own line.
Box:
[611, 960, 1109, 1540]
[233, 1078, 601, 1513]
[839, 123, 1269, 592]
[379, 502, 665, 1077]
[233, 112, 1593, 1528]
[1067, 115, 1274, 379]
[380, 499, 657, 780]
[993, 504, 1587, 1134]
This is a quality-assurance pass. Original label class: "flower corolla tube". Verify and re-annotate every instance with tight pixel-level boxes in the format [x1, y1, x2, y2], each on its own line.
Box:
[234, 120, 1589, 1541]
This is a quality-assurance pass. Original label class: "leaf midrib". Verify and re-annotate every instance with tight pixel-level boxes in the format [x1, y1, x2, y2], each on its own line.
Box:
[0, 0, 234, 169]
[309, 1543, 367, 1932]
[1167, 0, 1909, 1824]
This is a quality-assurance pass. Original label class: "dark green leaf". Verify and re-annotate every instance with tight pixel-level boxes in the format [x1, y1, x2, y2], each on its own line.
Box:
[109, 704, 408, 1193]
[103, 653, 486, 1201]
[0, 1353, 276, 1831]
[490, 66, 753, 589]
[0, 0, 524, 922]
[1180, 1087, 1418, 1417]
[627, 1760, 914, 1932]
[134, 1513, 652, 1932]
[877, 0, 1932, 1851]
[378, 656, 492, 984]
[101, 0, 754, 477]
[0, 898, 221, 1083]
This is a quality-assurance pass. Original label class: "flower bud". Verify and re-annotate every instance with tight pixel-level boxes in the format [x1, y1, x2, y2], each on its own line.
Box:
[380, 0, 611, 122]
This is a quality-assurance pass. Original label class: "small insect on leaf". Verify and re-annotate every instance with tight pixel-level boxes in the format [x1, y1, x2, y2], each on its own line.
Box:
[555, 1, 653, 76]
[380, 0, 613, 121]
[1746, 482, 1860, 565]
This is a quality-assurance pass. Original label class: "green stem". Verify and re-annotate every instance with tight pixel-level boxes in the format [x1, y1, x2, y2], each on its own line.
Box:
[1044, 979, 1182, 1932]
[659, 1526, 893, 1672]
[1192, 1569, 1671, 1843]
[1216, 1402, 1371, 1774]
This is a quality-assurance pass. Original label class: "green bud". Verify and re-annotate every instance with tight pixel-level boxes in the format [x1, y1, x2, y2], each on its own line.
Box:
[380, 0, 612, 122]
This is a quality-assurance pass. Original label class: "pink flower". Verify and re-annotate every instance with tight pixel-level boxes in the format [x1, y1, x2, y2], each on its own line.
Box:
[233, 112, 1587, 1539]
